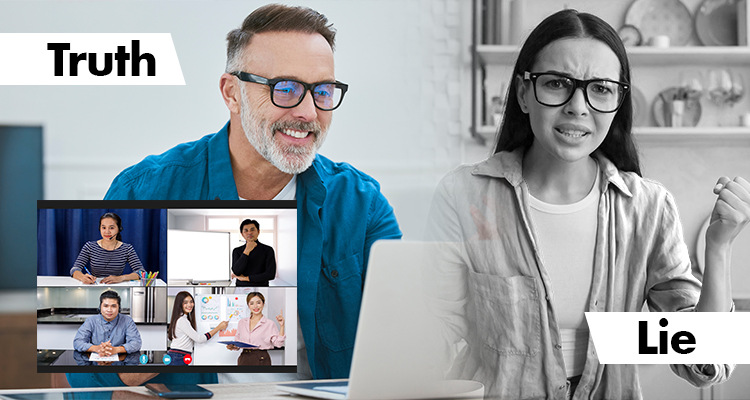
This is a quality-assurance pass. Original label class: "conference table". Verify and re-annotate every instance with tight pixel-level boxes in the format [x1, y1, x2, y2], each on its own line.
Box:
[37, 276, 167, 287]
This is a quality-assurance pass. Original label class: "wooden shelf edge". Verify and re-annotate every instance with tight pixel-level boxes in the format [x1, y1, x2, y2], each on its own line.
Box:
[635, 127, 750, 145]
[475, 125, 750, 144]
[477, 45, 750, 65]
[634, 126, 750, 135]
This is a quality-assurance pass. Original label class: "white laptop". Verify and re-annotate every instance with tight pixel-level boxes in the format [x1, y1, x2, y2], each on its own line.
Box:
[276, 241, 483, 399]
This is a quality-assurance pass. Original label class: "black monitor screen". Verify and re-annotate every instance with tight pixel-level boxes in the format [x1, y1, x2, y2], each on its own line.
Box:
[37, 200, 297, 374]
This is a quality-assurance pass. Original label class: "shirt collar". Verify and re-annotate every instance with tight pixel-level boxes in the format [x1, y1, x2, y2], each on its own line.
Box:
[298, 154, 327, 206]
[471, 147, 633, 198]
[249, 316, 268, 329]
[208, 121, 241, 200]
[100, 314, 119, 325]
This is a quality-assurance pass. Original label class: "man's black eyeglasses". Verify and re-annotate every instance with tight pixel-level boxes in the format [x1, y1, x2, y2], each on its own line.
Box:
[232, 71, 348, 111]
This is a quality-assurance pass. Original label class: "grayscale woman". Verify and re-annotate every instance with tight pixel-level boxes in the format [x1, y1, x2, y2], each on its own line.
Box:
[426, 9, 749, 399]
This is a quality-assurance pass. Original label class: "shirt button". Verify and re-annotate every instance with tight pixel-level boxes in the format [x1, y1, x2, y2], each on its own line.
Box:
[545, 295, 550, 301]
[555, 344, 562, 349]
[331, 270, 339, 278]
[559, 385, 566, 390]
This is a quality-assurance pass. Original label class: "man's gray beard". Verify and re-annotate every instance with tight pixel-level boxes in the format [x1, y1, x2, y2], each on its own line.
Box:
[239, 86, 327, 175]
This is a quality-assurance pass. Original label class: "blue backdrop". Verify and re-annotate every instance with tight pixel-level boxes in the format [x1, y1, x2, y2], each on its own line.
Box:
[37, 209, 167, 280]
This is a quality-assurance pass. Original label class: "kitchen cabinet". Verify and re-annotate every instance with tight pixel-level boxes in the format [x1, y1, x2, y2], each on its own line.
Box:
[712, 365, 750, 400]
[470, 1, 750, 151]
[0, 313, 51, 389]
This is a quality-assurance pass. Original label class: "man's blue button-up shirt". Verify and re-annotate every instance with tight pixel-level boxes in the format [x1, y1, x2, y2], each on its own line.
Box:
[104, 122, 402, 378]
[73, 314, 142, 354]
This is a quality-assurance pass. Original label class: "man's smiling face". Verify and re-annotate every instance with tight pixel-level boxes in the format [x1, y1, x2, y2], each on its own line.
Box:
[237, 31, 335, 174]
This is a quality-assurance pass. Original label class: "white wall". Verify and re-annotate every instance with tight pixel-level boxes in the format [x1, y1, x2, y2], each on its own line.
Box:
[276, 211, 298, 286]
[0, 0, 472, 241]
[172, 215, 207, 232]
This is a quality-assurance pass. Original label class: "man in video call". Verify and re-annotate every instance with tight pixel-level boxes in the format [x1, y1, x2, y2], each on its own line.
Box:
[232, 219, 276, 287]
[73, 290, 142, 357]
[76, 3, 401, 388]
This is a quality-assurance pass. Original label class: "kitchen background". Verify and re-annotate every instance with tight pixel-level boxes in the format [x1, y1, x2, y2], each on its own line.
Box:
[0, 0, 748, 397]
[36, 286, 168, 352]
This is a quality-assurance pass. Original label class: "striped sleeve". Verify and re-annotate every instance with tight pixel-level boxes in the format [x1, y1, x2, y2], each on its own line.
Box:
[71, 242, 144, 277]
[124, 244, 146, 274]
[70, 242, 93, 276]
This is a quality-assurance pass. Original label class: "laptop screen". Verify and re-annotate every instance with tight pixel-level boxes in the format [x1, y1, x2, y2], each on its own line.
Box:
[36, 200, 297, 374]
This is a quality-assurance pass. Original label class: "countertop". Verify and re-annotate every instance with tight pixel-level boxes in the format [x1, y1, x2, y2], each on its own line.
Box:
[0, 379, 484, 399]
[0, 380, 326, 399]
[37, 276, 166, 287]
[733, 298, 750, 311]
[37, 308, 167, 325]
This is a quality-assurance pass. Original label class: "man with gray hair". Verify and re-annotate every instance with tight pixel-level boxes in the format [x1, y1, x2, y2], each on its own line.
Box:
[92, 3, 401, 387]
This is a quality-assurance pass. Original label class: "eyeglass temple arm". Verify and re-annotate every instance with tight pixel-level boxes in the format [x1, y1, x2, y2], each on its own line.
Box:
[233, 72, 269, 85]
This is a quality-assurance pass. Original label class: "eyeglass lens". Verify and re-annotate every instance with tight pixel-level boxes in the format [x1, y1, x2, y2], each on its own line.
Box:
[273, 80, 343, 110]
[534, 74, 624, 112]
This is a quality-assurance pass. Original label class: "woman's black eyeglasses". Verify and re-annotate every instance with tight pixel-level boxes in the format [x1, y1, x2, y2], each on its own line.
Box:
[524, 71, 629, 113]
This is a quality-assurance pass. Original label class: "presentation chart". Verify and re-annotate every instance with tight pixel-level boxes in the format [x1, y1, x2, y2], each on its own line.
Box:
[198, 295, 221, 321]
[226, 295, 248, 322]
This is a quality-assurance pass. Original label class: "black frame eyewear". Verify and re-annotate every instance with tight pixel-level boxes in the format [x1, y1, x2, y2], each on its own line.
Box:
[523, 71, 630, 113]
[232, 71, 348, 111]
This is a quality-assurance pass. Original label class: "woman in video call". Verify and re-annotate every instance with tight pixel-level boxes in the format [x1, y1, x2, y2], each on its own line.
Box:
[70, 212, 147, 284]
[226, 292, 285, 365]
[168, 291, 228, 366]
[426, 9, 750, 400]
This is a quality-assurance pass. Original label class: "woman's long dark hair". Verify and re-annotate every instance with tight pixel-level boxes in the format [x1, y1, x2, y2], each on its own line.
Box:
[99, 212, 124, 241]
[169, 291, 196, 340]
[495, 9, 641, 176]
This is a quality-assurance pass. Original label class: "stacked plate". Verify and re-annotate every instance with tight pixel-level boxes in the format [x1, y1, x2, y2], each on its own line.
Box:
[624, 0, 742, 46]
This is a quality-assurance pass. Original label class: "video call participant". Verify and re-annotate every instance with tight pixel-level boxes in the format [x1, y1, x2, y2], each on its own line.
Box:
[232, 219, 276, 287]
[73, 290, 142, 356]
[226, 292, 285, 365]
[426, 9, 748, 400]
[67, 290, 217, 387]
[101, 3, 402, 386]
[168, 291, 229, 365]
[70, 212, 146, 285]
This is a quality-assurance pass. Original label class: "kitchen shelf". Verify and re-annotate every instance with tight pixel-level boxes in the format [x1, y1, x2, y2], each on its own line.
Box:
[470, 1, 750, 147]
[634, 126, 750, 144]
[476, 44, 519, 65]
[476, 45, 750, 67]
[475, 125, 750, 145]
[626, 47, 750, 66]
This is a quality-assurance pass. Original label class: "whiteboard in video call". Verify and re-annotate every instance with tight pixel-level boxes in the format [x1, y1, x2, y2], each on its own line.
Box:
[168, 229, 230, 281]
